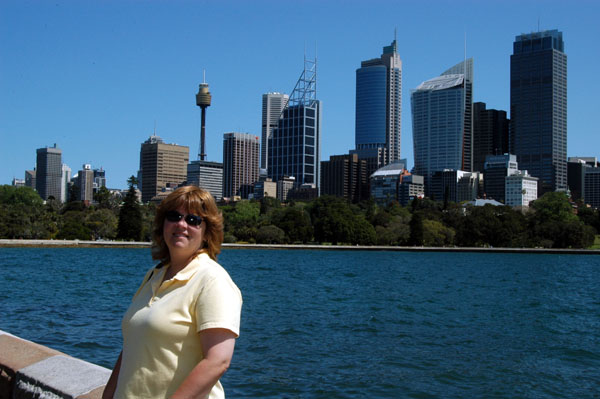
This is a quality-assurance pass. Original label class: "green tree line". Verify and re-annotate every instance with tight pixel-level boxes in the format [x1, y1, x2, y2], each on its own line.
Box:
[1, 183, 597, 249]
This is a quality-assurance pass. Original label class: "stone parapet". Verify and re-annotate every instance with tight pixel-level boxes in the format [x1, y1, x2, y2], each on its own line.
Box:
[0, 330, 109, 399]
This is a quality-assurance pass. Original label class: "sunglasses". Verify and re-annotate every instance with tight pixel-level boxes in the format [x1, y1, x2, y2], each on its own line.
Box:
[165, 210, 203, 227]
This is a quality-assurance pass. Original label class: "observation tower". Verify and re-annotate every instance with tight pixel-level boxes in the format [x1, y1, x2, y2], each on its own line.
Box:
[195, 72, 212, 161]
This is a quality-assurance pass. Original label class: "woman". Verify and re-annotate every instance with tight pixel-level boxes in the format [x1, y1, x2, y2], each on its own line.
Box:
[103, 186, 242, 399]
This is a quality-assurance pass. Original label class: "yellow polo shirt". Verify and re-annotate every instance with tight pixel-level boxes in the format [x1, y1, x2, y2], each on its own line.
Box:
[114, 252, 242, 399]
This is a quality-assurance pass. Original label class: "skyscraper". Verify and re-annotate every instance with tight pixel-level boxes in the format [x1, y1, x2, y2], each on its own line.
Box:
[61, 164, 71, 202]
[320, 153, 369, 203]
[355, 38, 402, 165]
[77, 164, 94, 203]
[261, 92, 289, 170]
[473, 102, 509, 173]
[510, 29, 567, 194]
[411, 58, 473, 193]
[223, 132, 260, 199]
[268, 57, 321, 193]
[139, 134, 189, 203]
[35, 144, 62, 201]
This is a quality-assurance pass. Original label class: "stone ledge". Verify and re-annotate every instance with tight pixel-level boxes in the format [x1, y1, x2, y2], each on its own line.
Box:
[0, 330, 109, 399]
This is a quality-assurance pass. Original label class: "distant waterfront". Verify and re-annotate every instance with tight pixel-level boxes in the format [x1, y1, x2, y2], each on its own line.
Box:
[1, 239, 600, 255]
[1, 247, 599, 398]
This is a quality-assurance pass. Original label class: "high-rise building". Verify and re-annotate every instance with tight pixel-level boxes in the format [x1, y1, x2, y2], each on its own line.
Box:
[268, 57, 321, 193]
[93, 168, 106, 193]
[187, 161, 223, 201]
[510, 29, 567, 194]
[61, 164, 71, 203]
[430, 169, 482, 203]
[25, 170, 36, 190]
[567, 157, 599, 205]
[321, 153, 369, 203]
[473, 102, 509, 172]
[223, 132, 260, 199]
[139, 134, 189, 203]
[36, 144, 63, 201]
[261, 93, 289, 171]
[355, 38, 402, 165]
[584, 166, 600, 209]
[77, 164, 94, 203]
[411, 59, 473, 195]
[483, 154, 518, 203]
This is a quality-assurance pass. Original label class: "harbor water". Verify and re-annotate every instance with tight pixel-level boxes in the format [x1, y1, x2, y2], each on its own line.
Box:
[1, 248, 599, 398]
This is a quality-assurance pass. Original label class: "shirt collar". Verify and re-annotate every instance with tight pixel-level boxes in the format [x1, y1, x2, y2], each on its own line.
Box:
[169, 252, 209, 282]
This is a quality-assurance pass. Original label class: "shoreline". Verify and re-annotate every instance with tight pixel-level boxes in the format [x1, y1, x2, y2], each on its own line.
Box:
[1, 239, 599, 255]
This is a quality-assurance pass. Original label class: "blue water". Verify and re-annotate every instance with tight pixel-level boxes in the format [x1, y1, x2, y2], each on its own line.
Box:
[1, 248, 599, 398]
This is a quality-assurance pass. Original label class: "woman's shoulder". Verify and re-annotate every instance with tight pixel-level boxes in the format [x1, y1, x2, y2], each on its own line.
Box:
[191, 253, 232, 280]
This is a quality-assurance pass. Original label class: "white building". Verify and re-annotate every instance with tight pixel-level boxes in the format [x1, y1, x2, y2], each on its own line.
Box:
[261, 92, 289, 170]
[277, 176, 296, 202]
[61, 164, 71, 202]
[505, 171, 538, 207]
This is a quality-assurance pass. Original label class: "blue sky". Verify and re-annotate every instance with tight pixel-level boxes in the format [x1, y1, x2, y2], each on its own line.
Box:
[1, 0, 599, 189]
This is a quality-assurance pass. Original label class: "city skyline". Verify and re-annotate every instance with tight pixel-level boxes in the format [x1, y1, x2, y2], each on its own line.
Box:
[1, 1, 599, 189]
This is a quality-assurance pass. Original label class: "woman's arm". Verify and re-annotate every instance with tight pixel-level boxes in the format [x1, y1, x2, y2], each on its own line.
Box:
[170, 328, 237, 399]
[102, 351, 122, 399]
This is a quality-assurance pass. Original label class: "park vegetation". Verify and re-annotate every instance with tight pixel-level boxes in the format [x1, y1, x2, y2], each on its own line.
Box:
[0, 182, 597, 249]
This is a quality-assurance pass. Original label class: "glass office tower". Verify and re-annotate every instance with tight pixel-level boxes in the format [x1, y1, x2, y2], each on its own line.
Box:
[355, 39, 402, 165]
[411, 59, 473, 194]
[510, 29, 567, 194]
[36, 144, 63, 201]
[268, 57, 321, 192]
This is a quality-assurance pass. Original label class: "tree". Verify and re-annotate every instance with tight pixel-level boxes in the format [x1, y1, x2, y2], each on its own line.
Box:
[0, 185, 42, 206]
[94, 186, 120, 211]
[423, 219, 455, 247]
[58, 210, 92, 240]
[308, 196, 375, 245]
[259, 196, 281, 215]
[117, 176, 143, 241]
[409, 211, 424, 246]
[85, 208, 118, 240]
[273, 206, 313, 243]
[529, 192, 592, 248]
[256, 225, 286, 244]
[0, 186, 57, 239]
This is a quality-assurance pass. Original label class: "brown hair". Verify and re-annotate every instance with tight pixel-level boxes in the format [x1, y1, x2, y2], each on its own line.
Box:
[152, 185, 224, 262]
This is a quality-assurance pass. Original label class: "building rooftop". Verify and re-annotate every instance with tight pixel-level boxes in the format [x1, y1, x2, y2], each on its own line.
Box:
[415, 74, 464, 92]
[371, 161, 406, 178]
[466, 198, 504, 207]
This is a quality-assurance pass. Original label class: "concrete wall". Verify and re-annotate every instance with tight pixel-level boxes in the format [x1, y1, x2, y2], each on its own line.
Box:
[0, 330, 109, 399]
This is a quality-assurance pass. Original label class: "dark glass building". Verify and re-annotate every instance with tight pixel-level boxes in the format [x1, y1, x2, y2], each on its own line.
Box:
[510, 29, 567, 194]
[268, 58, 321, 192]
[320, 153, 369, 203]
[473, 102, 509, 173]
[483, 154, 518, 203]
[35, 145, 62, 201]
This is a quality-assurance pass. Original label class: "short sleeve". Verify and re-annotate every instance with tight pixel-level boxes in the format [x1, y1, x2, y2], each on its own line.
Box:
[194, 275, 242, 337]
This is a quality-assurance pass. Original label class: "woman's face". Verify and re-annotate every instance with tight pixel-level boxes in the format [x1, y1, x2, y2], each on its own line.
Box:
[163, 205, 206, 259]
